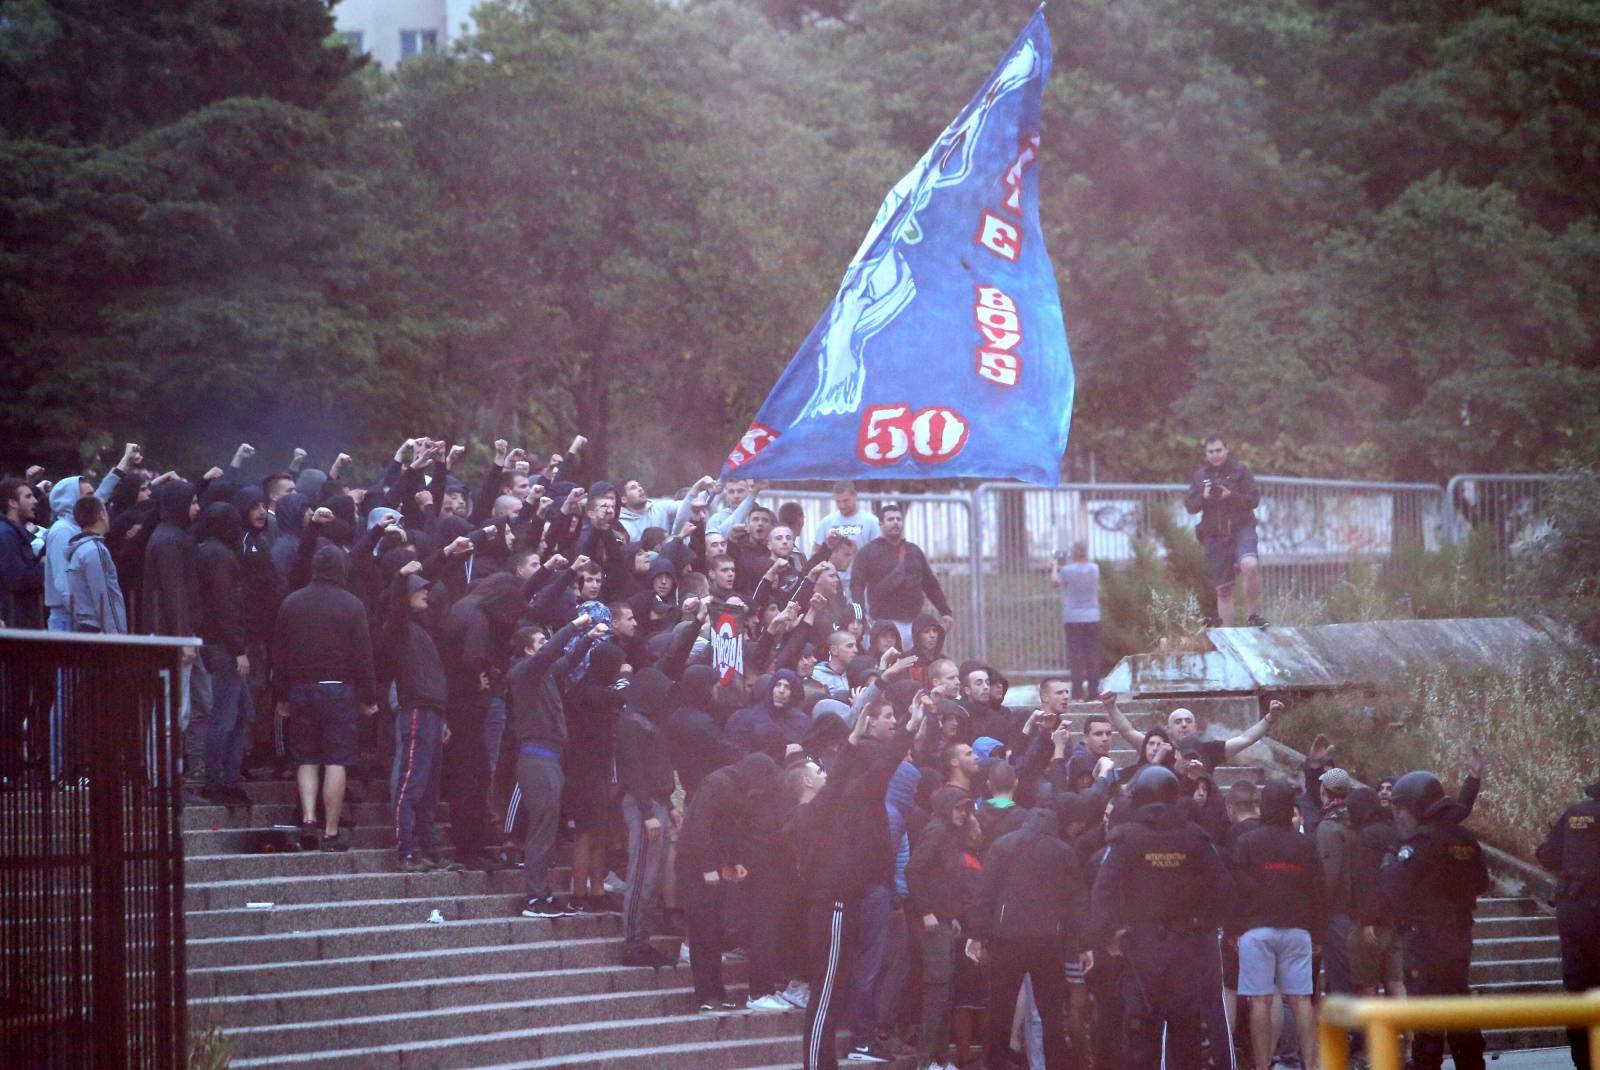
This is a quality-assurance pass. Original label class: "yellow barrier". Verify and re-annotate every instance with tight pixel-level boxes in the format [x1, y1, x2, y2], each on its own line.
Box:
[1319, 992, 1600, 1070]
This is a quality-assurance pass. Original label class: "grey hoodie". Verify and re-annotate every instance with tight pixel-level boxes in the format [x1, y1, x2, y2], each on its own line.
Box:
[65, 529, 126, 634]
[42, 470, 121, 613]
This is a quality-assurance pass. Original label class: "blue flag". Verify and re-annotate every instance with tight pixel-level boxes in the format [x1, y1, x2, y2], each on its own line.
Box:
[722, 9, 1072, 485]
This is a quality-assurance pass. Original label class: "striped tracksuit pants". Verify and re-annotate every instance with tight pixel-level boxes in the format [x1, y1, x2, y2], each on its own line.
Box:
[803, 897, 855, 1070]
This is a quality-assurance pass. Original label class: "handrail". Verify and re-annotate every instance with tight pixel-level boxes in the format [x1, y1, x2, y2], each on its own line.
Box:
[1319, 992, 1600, 1070]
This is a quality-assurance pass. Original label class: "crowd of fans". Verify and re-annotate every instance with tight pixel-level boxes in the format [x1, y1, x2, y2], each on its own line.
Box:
[2, 436, 1597, 1070]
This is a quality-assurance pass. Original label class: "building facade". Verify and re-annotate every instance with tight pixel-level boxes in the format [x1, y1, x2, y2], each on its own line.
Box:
[332, 0, 479, 68]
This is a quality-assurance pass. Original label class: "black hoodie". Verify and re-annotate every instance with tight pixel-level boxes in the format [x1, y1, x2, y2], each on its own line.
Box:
[1347, 787, 1399, 925]
[1233, 780, 1326, 934]
[789, 724, 914, 903]
[666, 664, 740, 795]
[615, 668, 678, 809]
[677, 753, 781, 874]
[439, 572, 523, 717]
[271, 546, 376, 704]
[971, 808, 1086, 949]
[504, 620, 585, 754]
[906, 787, 981, 923]
[195, 502, 247, 655]
[143, 480, 199, 637]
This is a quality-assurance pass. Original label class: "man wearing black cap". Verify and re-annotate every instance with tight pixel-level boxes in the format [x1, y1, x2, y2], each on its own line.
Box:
[1089, 764, 1236, 1070]
[1536, 776, 1600, 1070]
[384, 562, 449, 871]
[1379, 770, 1489, 1070]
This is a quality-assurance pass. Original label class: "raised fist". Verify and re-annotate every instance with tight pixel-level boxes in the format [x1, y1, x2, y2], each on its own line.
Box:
[310, 507, 335, 525]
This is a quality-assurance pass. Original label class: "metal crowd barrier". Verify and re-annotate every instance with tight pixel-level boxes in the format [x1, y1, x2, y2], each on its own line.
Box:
[1319, 992, 1600, 1070]
[0, 629, 191, 1070]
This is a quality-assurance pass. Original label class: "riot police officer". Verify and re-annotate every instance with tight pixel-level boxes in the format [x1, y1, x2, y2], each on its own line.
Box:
[1535, 776, 1600, 1070]
[1378, 770, 1489, 1070]
[1089, 765, 1236, 1070]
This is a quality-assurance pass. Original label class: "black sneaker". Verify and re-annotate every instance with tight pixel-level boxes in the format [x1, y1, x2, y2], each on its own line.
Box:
[424, 852, 466, 873]
[319, 831, 349, 852]
[198, 783, 234, 805]
[847, 1042, 891, 1063]
[296, 820, 320, 851]
[717, 1000, 742, 1014]
[223, 785, 253, 806]
[399, 854, 434, 873]
[465, 854, 514, 873]
[1246, 613, 1269, 628]
[521, 895, 571, 919]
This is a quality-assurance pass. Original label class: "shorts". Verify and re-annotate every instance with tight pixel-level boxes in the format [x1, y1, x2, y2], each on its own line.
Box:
[284, 682, 359, 767]
[561, 769, 611, 834]
[1351, 923, 1403, 989]
[1237, 926, 1314, 996]
[1203, 526, 1259, 589]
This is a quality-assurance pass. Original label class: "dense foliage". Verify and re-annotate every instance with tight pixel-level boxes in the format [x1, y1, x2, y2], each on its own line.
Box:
[3, 0, 1596, 484]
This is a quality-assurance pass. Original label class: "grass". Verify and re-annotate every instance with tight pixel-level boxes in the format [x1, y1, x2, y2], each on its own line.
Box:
[1272, 653, 1600, 863]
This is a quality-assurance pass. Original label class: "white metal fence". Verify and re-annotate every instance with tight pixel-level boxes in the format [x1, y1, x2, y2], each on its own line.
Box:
[755, 472, 1568, 677]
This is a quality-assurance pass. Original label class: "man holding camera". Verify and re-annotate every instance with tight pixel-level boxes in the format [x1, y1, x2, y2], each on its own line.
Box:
[1185, 434, 1264, 627]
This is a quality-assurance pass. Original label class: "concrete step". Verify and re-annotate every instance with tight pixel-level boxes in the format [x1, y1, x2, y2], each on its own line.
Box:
[188, 914, 624, 969]
[186, 867, 531, 911]
[228, 1009, 800, 1068]
[191, 963, 713, 1028]
[224, 985, 757, 1059]
[183, 801, 414, 832]
[189, 938, 689, 999]
[1469, 957, 1564, 986]
[1472, 914, 1557, 940]
[1485, 1027, 1571, 1052]
[186, 893, 532, 939]
[1475, 896, 1547, 919]
[184, 825, 406, 855]
[475, 1044, 914, 1070]
[1472, 978, 1564, 996]
[187, 847, 464, 883]
[1469, 935, 1559, 962]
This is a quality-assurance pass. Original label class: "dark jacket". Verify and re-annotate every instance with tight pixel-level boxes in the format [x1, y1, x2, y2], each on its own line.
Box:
[235, 488, 284, 644]
[1535, 780, 1600, 901]
[666, 663, 740, 795]
[143, 481, 199, 637]
[677, 753, 780, 874]
[1184, 458, 1259, 540]
[270, 546, 376, 704]
[195, 503, 247, 656]
[1233, 780, 1326, 934]
[907, 787, 980, 923]
[1347, 787, 1400, 925]
[1378, 801, 1489, 931]
[504, 620, 584, 753]
[790, 725, 914, 902]
[0, 514, 44, 629]
[724, 670, 808, 753]
[1089, 801, 1235, 944]
[439, 572, 523, 718]
[616, 669, 677, 809]
[971, 808, 1086, 950]
[381, 574, 449, 713]
[850, 536, 951, 622]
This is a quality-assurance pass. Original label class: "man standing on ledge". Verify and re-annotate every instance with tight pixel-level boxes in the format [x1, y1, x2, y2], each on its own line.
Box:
[1185, 434, 1264, 627]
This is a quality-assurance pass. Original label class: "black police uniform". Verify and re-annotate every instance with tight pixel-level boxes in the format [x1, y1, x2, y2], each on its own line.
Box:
[1379, 801, 1489, 1070]
[1535, 780, 1600, 1070]
[1089, 797, 1235, 1070]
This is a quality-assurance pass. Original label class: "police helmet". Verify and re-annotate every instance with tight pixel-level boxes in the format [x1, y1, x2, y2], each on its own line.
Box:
[1388, 770, 1445, 817]
[1129, 765, 1180, 810]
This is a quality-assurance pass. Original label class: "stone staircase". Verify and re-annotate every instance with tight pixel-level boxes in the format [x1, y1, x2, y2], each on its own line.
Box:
[183, 699, 1566, 1067]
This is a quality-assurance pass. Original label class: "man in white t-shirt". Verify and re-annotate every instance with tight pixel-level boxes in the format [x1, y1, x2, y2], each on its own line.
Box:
[1052, 541, 1101, 699]
[811, 481, 880, 552]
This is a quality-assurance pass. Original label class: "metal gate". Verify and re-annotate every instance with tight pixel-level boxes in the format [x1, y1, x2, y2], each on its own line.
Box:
[0, 630, 190, 1070]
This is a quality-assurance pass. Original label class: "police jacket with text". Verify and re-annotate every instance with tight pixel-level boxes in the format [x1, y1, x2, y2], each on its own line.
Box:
[1088, 801, 1235, 944]
[1378, 803, 1488, 930]
[1535, 782, 1600, 901]
[970, 808, 1086, 949]
[1184, 459, 1259, 540]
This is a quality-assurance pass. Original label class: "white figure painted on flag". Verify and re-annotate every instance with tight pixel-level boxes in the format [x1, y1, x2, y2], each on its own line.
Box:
[796, 38, 1043, 422]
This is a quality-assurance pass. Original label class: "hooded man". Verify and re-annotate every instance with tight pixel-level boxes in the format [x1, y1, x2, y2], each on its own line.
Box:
[724, 669, 808, 755]
[677, 752, 782, 1011]
[1233, 779, 1325, 1070]
[143, 480, 200, 639]
[665, 663, 740, 798]
[271, 545, 377, 851]
[906, 784, 982, 1067]
[384, 565, 451, 872]
[613, 667, 682, 966]
[196, 502, 253, 805]
[1346, 786, 1404, 999]
[1535, 776, 1600, 1070]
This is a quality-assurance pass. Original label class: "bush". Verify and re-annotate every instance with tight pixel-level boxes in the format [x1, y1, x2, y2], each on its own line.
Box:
[1513, 468, 1600, 645]
[1099, 509, 1215, 666]
[1321, 532, 1506, 624]
[1273, 652, 1600, 862]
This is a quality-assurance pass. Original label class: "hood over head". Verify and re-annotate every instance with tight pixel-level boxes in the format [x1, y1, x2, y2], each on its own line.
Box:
[803, 713, 849, 754]
[930, 785, 972, 825]
[845, 655, 879, 690]
[883, 678, 923, 719]
[673, 663, 719, 712]
[233, 485, 266, 519]
[366, 506, 402, 531]
[196, 501, 244, 545]
[296, 468, 328, 501]
[624, 667, 676, 720]
[157, 480, 197, 526]
[647, 554, 678, 580]
[811, 698, 851, 722]
[108, 470, 148, 512]
[911, 611, 946, 648]
[49, 477, 82, 520]
[731, 752, 780, 792]
[585, 639, 628, 688]
[275, 492, 308, 538]
[1260, 779, 1298, 827]
[311, 544, 347, 584]
[764, 668, 802, 709]
[1347, 786, 1386, 828]
[466, 572, 526, 629]
[1022, 806, 1061, 839]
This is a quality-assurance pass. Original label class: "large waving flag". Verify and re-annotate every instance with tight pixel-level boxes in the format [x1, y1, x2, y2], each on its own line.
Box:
[722, 8, 1073, 485]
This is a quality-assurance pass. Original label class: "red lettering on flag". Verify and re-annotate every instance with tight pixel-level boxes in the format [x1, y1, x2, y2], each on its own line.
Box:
[725, 421, 778, 470]
[977, 212, 1021, 261]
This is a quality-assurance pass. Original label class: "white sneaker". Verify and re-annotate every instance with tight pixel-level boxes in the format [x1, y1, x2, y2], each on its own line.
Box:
[678, 943, 692, 965]
[746, 993, 793, 1013]
[603, 870, 626, 893]
[780, 980, 810, 1009]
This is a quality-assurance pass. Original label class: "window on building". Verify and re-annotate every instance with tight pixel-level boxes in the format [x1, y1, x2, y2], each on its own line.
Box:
[399, 29, 438, 59]
[337, 30, 365, 54]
